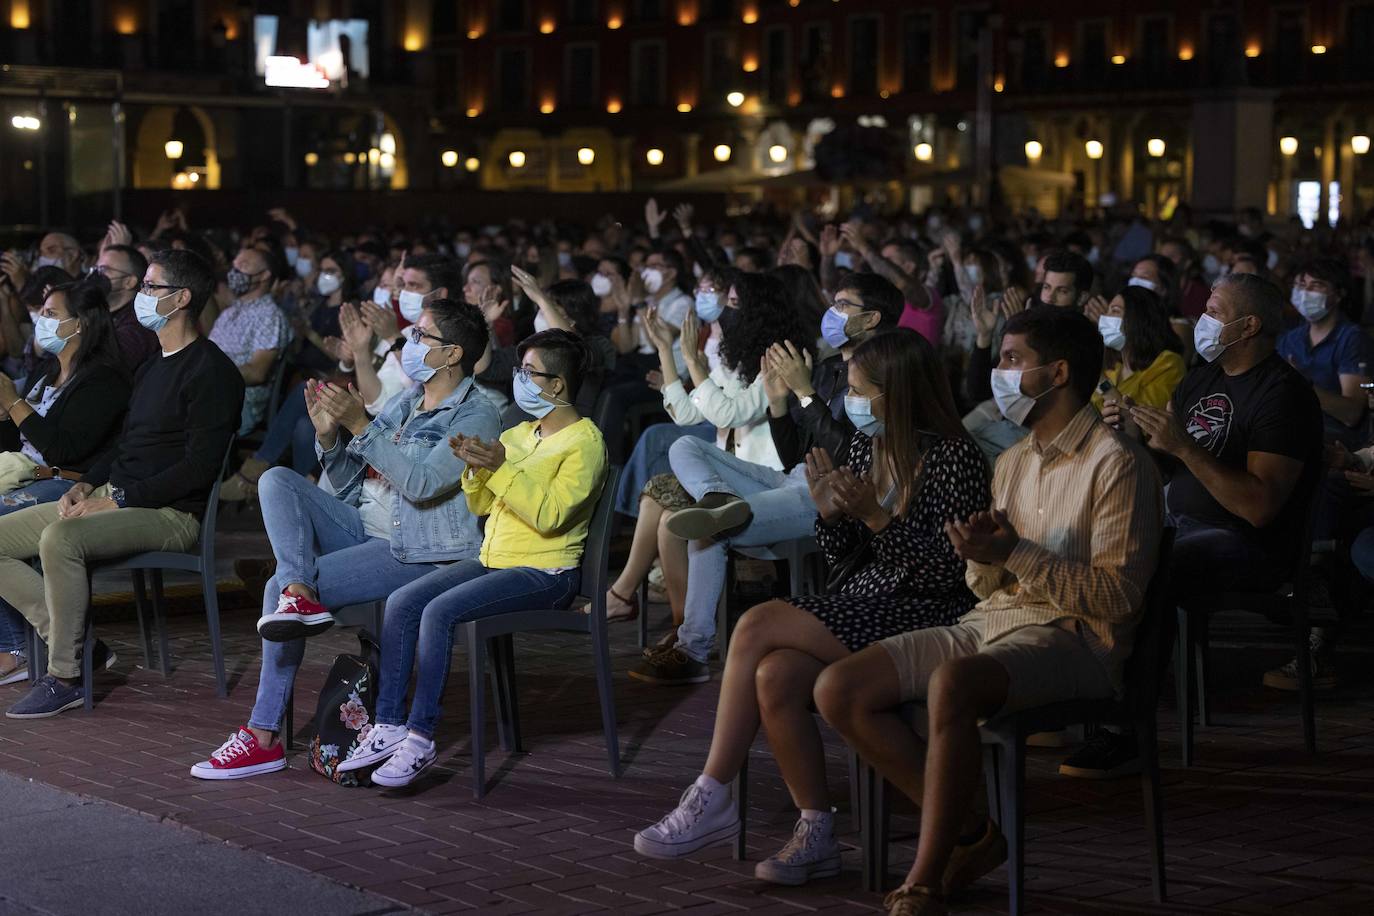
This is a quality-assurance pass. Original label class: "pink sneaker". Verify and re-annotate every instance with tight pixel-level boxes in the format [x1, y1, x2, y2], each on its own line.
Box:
[257, 589, 334, 642]
[190, 726, 287, 780]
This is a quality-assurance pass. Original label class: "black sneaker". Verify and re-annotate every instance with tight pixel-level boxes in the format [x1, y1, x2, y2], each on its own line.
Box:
[6, 675, 84, 719]
[628, 647, 711, 686]
[665, 493, 754, 541]
[1057, 730, 1140, 779]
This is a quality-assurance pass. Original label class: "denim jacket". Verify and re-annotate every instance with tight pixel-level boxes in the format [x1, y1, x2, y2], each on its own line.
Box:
[317, 376, 501, 563]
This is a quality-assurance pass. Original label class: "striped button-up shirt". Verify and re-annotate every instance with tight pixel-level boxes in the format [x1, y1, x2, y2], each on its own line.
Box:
[961, 404, 1164, 685]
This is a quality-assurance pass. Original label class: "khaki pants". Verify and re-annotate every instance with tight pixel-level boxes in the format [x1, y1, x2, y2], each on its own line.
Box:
[0, 485, 199, 678]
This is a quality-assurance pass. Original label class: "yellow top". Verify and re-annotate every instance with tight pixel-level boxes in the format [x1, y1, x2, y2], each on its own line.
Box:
[1091, 350, 1186, 412]
[462, 417, 608, 570]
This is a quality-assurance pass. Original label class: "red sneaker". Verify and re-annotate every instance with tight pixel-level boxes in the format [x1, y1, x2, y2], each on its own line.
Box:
[256, 589, 335, 642]
[190, 726, 287, 780]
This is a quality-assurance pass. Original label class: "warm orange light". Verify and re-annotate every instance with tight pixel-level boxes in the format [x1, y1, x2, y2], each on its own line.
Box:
[677, 102, 694, 113]
[1054, 53, 1069, 68]
[741, 5, 758, 25]
[607, 15, 622, 29]
[466, 107, 480, 118]
[10, 0, 31, 29]
[788, 0, 799, 6]
[223, 20, 237, 40]
[676, 5, 695, 27]
[787, 90, 801, 106]
[467, 28, 481, 39]
[1245, 44, 1261, 58]
[742, 55, 759, 72]
[879, 89, 890, 99]
[830, 85, 845, 98]
[539, 19, 555, 34]
[403, 29, 424, 52]
[1311, 44, 1327, 55]
[540, 100, 556, 114]
[1178, 44, 1194, 61]
[993, 77, 1005, 92]
[607, 99, 622, 114]
[1111, 54, 1126, 65]
[114, 12, 138, 35]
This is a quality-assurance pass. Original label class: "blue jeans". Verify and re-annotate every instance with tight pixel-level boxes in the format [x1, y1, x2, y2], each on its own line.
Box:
[248, 468, 438, 732]
[0, 478, 74, 653]
[252, 382, 319, 477]
[614, 421, 714, 517]
[376, 560, 580, 738]
[668, 437, 818, 663]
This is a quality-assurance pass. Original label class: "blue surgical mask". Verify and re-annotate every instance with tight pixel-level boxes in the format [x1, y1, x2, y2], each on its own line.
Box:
[35, 255, 62, 269]
[34, 315, 77, 355]
[1098, 315, 1126, 351]
[284, 246, 300, 267]
[372, 284, 393, 307]
[844, 394, 884, 437]
[821, 306, 851, 348]
[316, 272, 342, 297]
[294, 258, 314, 279]
[134, 290, 180, 332]
[399, 289, 432, 323]
[514, 370, 559, 418]
[833, 251, 856, 270]
[400, 338, 438, 383]
[695, 290, 724, 323]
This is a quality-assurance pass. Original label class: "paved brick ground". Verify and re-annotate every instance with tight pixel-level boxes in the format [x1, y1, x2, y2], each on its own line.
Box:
[0, 530, 1371, 914]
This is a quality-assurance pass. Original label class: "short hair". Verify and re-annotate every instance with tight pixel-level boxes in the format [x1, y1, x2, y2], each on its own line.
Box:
[149, 248, 215, 321]
[406, 253, 463, 297]
[837, 272, 904, 329]
[546, 279, 600, 337]
[1214, 272, 1285, 338]
[1041, 250, 1094, 293]
[600, 255, 631, 282]
[425, 297, 489, 374]
[735, 245, 772, 270]
[519, 328, 595, 401]
[1159, 235, 1196, 262]
[464, 255, 511, 303]
[1296, 257, 1350, 296]
[105, 244, 148, 281]
[652, 246, 692, 294]
[18, 266, 74, 309]
[1002, 306, 1104, 405]
[881, 238, 922, 268]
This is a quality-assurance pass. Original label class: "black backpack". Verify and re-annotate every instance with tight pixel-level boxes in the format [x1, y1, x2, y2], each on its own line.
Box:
[308, 631, 383, 787]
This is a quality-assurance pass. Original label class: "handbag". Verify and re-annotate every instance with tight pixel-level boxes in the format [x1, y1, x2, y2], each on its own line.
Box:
[307, 631, 383, 787]
[824, 532, 874, 595]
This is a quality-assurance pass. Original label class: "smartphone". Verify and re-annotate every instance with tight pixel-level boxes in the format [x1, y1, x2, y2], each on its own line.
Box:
[1360, 382, 1374, 390]
[1097, 379, 1135, 433]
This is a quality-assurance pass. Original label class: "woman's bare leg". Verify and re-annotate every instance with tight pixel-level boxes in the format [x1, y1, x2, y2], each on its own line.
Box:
[757, 648, 832, 811]
[608, 495, 663, 615]
[657, 509, 690, 623]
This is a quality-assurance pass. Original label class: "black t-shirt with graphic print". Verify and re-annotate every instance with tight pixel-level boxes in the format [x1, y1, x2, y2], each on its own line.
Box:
[1166, 352, 1322, 557]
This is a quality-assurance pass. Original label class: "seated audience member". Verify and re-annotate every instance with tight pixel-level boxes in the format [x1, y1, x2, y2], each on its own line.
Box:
[462, 256, 515, 347]
[770, 264, 829, 356]
[336, 330, 606, 786]
[3, 265, 76, 382]
[291, 249, 356, 375]
[191, 299, 499, 779]
[1158, 237, 1211, 318]
[210, 245, 289, 435]
[0, 280, 131, 684]
[1091, 285, 1185, 413]
[1277, 259, 1370, 447]
[93, 244, 159, 371]
[838, 223, 940, 347]
[0, 250, 244, 718]
[814, 308, 1164, 914]
[634, 330, 990, 879]
[1124, 254, 1179, 316]
[1061, 273, 1321, 778]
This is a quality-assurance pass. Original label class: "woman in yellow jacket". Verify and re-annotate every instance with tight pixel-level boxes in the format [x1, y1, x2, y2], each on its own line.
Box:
[340, 329, 607, 787]
[1092, 285, 1187, 412]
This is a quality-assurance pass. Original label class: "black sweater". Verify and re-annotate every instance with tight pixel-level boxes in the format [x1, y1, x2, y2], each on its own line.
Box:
[83, 336, 245, 517]
[18, 363, 131, 472]
[767, 353, 853, 470]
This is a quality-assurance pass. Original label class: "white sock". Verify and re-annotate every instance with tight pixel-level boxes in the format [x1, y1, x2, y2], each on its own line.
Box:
[694, 773, 727, 802]
[406, 732, 435, 751]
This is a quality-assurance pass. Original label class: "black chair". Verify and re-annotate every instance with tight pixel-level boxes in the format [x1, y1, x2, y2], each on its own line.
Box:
[236, 352, 291, 451]
[282, 600, 385, 751]
[1175, 499, 1318, 766]
[461, 466, 622, 798]
[860, 530, 1175, 915]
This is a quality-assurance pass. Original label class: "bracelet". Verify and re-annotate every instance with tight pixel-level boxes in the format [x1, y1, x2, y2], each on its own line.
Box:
[4, 397, 22, 413]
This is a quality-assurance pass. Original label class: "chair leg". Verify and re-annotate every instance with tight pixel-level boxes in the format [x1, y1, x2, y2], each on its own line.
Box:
[467, 626, 488, 798]
[846, 748, 861, 835]
[787, 550, 804, 596]
[732, 759, 748, 861]
[203, 569, 227, 698]
[500, 635, 522, 753]
[1194, 614, 1211, 728]
[637, 579, 649, 649]
[983, 744, 1003, 827]
[591, 624, 620, 777]
[490, 638, 514, 754]
[370, 600, 384, 643]
[1137, 715, 1168, 903]
[1293, 604, 1316, 755]
[130, 570, 154, 670]
[82, 618, 95, 711]
[1175, 606, 1194, 768]
[859, 761, 884, 892]
[998, 739, 1026, 916]
[151, 570, 171, 677]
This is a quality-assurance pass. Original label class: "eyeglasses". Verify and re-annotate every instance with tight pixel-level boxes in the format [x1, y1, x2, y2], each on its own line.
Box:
[513, 366, 560, 384]
[406, 326, 453, 347]
[91, 265, 129, 279]
[139, 282, 184, 295]
[832, 297, 863, 310]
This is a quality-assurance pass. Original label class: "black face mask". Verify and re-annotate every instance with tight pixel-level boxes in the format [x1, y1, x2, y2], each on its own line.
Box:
[717, 306, 741, 332]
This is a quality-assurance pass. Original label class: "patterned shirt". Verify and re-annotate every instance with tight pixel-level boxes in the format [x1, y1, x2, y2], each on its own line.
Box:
[209, 294, 289, 428]
[961, 403, 1164, 685]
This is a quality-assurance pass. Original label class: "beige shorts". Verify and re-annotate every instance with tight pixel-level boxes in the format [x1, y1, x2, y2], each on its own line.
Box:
[878, 617, 1115, 717]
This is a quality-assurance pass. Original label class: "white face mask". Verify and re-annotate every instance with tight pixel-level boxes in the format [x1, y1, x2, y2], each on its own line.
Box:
[398, 289, 432, 323]
[1266, 248, 1280, 270]
[455, 242, 472, 259]
[557, 251, 572, 268]
[1202, 253, 1222, 276]
[1098, 315, 1126, 351]
[591, 274, 613, 297]
[964, 263, 982, 286]
[1127, 276, 1157, 292]
[316, 272, 343, 296]
[1193, 313, 1245, 363]
[533, 312, 551, 333]
[372, 284, 393, 307]
[990, 364, 1055, 426]
[641, 267, 664, 294]
[1291, 287, 1329, 322]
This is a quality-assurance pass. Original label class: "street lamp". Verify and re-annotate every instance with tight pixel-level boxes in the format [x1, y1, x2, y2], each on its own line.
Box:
[464, 156, 480, 172]
[646, 148, 665, 166]
[1353, 135, 1371, 155]
[1279, 136, 1299, 156]
[164, 139, 184, 159]
[1146, 138, 1166, 157]
[713, 144, 732, 162]
[726, 91, 745, 108]
[1024, 140, 1043, 161]
[1085, 140, 1104, 159]
[768, 144, 787, 163]
[441, 149, 459, 168]
[577, 147, 595, 165]
[508, 150, 526, 168]
[913, 142, 933, 162]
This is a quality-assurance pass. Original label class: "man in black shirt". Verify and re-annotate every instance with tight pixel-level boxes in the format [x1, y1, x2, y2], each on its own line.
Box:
[1060, 272, 1321, 778]
[0, 249, 244, 719]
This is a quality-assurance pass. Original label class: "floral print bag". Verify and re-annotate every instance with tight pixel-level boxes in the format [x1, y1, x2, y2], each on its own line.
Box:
[308, 631, 383, 787]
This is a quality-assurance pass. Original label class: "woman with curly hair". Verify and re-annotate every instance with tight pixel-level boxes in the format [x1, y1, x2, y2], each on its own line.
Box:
[605, 272, 811, 648]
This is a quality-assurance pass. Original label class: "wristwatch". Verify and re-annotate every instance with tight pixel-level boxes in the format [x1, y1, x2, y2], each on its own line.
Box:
[110, 487, 127, 508]
[798, 395, 815, 409]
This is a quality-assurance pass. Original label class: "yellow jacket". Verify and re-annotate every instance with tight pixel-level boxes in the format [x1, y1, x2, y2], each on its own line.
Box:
[1092, 350, 1186, 412]
[462, 417, 608, 570]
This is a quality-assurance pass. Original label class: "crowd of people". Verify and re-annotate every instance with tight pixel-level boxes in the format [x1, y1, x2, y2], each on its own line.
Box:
[0, 194, 1363, 914]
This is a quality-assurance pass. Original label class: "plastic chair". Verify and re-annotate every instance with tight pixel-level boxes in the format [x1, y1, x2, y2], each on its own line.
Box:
[859, 530, 1175, 914]
[461, 466, 623, 798]
[282, 600, 384, 751]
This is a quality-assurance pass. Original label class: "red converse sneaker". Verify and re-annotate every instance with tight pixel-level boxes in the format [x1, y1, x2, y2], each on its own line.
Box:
[190, 726, 287, 780]
[256, 589, 334, 642]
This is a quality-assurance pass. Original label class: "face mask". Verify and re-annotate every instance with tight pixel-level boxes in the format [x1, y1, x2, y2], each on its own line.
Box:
[400, 337, 439, 383]
[226, 268, 256, 296]
[134, 290, 180, 332]
[1202, 253, 1221, 276]
[34, 315, 77, 355]
[1025, 254, 1039, 272]
[398, 289, 432, 323]
[692, 261, 704, 279]
[844, 394, 884, 437]
[455, 242, 472, 259]
[1098, 315, 1126, 351]
[354, 260, 374, 282]
[1266, 248, 1280, 270]
[1291, 287, 1328, 322]
[641, 268, 664, 294]
[991, 364, 1055, 426]
[695, 290, 724, 323]
[591, 274, 612, 297]
[533, 312, 551, 333]
[1086, 246, 1100, 265]
[967, 215, 984, 233]
[964, 264, 982, 286]
[833, 251, 856, 271]
[514, 370, 563, 418]
[557, 251, 572, 268]
[294, 258, 314, 279]
[284, 246, 300, 267]
[35, 255, 62, 269]
[722, 246, 736, 262]
[821, 306, 853, 348]
[1193, 313, 1245, 363]
[372, 284, 393, 307]
[1127, 276, 1157, 292]
[317, 272, 342, 297]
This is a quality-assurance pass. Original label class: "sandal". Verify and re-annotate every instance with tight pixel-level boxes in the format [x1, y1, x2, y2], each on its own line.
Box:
[220, 457, 270, 502]
[605, 586, 640, 623]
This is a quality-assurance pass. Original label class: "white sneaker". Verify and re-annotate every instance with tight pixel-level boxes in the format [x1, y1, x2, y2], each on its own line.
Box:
[634, 776, 741, 859]
[339, 723, 407, 773]
[370, 734, 436, 787]
[753, 811, 842, 885]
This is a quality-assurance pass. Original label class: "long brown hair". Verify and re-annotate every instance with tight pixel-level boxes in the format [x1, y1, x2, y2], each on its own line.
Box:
[851, 329, 968, 515]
